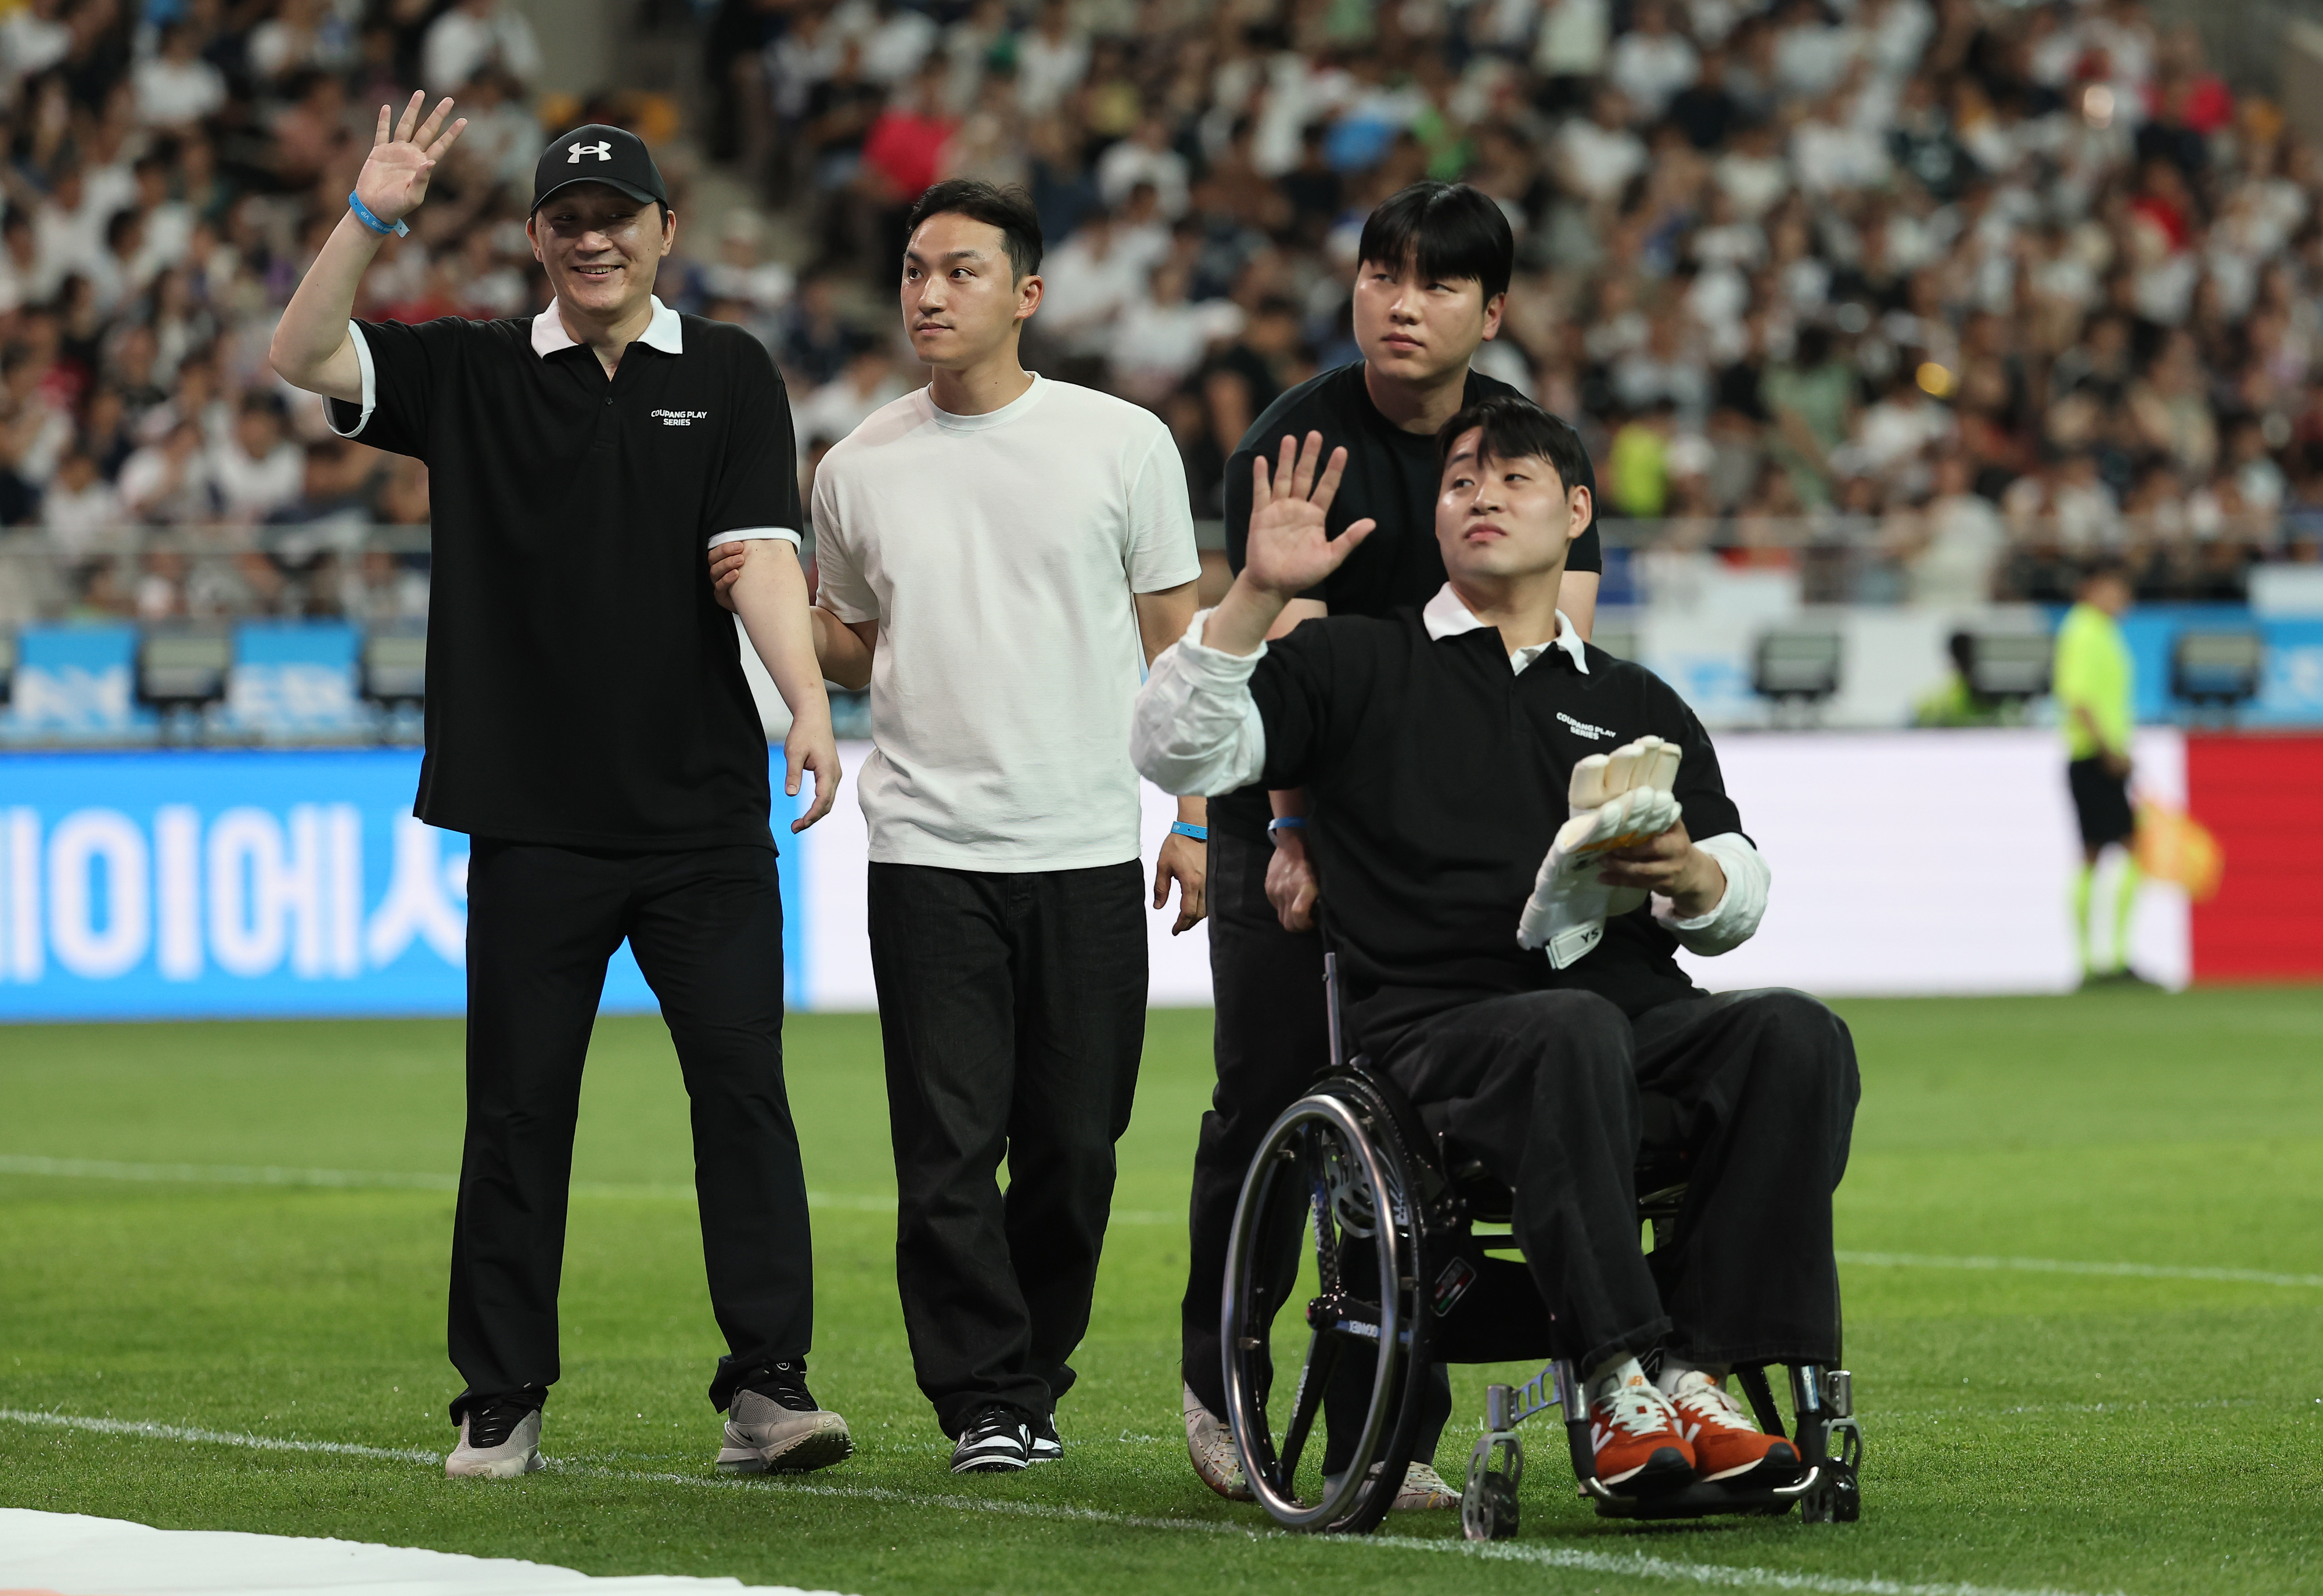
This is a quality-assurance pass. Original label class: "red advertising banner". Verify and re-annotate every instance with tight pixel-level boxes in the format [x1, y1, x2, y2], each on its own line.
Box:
[2188, 734, 2323, 980]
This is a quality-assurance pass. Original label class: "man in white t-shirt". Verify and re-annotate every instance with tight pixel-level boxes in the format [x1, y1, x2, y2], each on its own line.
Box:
[713, 179, 1205, 1477]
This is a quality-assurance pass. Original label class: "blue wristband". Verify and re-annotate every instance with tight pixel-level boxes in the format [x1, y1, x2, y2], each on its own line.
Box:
[1267, 816, 1306, 833]
[348, 190, 409, 239]
[1171, 821, 1209, 842]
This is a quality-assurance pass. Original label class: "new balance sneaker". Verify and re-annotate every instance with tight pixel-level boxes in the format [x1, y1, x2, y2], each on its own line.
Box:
[445, 1398, 544, 1479]
[950, 1405, 1031, 1473]
[1321, 1460, 1461, 1511]
[716, 1363, 854, 1475]
[1027, 1411, 1062, 1463]
[1182, 1383, 1253, 1501]
[1664, 1369, 1799, 1483]
[1587, 1368, 1695, 1490]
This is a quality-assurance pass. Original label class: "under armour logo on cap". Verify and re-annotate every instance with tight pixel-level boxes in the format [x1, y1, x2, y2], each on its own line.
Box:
[568, 140, 612, 163]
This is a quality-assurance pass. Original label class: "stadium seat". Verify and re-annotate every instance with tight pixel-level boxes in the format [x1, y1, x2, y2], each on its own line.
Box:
[1219, 955, 1862, 1539]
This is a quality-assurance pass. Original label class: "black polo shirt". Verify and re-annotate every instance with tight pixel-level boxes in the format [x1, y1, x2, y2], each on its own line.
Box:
[1249, 608, 1742, 1049]
[1213, 361, 1604, 845]
[326, 300, 800, 850]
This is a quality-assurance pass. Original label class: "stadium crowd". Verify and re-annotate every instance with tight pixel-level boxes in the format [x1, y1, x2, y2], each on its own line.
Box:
[2, 0, 2320, 627]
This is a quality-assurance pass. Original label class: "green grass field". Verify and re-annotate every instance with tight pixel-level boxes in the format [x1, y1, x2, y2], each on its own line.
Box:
[3, 989, 2321, 1595]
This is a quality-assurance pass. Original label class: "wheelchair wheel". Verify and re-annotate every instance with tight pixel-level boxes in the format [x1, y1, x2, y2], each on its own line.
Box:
[1220, 1085, 1431, 1533]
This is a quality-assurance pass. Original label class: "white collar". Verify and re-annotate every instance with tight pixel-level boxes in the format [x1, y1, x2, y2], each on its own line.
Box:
[1421, 582, 1590, 674]
[530, 295, 684, 358]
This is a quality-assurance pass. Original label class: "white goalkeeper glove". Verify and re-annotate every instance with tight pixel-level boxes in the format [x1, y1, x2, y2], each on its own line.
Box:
[1516, 736, 1684, 968]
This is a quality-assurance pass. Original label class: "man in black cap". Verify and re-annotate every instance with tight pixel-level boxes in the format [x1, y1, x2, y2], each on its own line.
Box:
[271, 93, 853, 1480]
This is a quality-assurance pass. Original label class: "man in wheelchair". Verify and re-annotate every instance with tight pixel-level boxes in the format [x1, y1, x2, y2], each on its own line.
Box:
[1132, 394, 1860, 1500]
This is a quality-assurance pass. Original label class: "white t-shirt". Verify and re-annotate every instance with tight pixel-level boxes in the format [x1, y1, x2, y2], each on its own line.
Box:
[812, 374, 1200, 870]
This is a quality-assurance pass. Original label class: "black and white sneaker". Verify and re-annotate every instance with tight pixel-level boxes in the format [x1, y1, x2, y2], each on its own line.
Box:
[950, 1405, 1031, 1473]
[1027, 1411, 1062, 1463]
[445, 1395, 545, 1479]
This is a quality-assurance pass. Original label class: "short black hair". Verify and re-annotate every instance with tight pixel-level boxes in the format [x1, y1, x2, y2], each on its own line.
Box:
[1435, 392, 1594, 498]
[905, 179, 1043, 279]
[1356, 182, 1513, 304]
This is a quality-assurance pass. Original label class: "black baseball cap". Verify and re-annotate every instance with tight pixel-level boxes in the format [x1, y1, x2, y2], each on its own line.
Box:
[531, 124, 670, 215]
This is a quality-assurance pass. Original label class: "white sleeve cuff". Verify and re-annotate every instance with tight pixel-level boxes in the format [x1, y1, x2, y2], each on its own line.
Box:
[321, 321, 376, 439]
[708, 527, 802, 549]
[1170, 605, 1269, 683]
[1655, 831, 1770, 956]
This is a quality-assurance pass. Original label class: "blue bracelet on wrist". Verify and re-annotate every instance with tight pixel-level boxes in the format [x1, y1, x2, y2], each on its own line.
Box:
[347, 190, 409, 239]
[1171, 821, 1209, 842]
[1267, 816, 1306, 847]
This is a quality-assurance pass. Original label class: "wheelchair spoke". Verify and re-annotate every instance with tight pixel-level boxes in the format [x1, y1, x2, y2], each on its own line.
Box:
[1277, 1328, 1339, 1485]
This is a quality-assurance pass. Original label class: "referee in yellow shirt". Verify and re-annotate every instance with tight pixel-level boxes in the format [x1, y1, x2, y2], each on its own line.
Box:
[2054, 557, 2146, 985]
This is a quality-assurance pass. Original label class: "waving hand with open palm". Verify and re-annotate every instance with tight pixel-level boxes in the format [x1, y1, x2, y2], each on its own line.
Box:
[355, 91, 469, 230]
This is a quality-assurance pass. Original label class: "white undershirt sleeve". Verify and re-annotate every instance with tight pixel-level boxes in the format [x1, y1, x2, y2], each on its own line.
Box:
[1130, 607, 1271, 797]
[320, 320, 376, 439]
[1653, 831, 1770, 955]
[705, 528, 801, 550]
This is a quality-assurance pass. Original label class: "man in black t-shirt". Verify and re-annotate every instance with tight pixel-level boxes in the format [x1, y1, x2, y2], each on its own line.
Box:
[1182, 182, 1603, 1508]
[271, 98, 852, 1480]
[1137, 398, 1858, 1498]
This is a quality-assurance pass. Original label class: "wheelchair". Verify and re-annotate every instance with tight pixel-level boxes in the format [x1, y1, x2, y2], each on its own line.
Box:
[1218, 955, 1862, 1539]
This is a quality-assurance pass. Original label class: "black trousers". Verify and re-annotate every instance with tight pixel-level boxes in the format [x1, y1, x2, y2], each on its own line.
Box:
[448, 839, 813, 1421]
[866, 859, 1147, 1437]
[1187, 831, 1452, 1471]
[1382, 987, 1860, 1376]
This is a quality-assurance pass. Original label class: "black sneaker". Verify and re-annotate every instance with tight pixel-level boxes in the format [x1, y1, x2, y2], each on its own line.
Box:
[950, 1404, 1031, 1473]
[1027, 1411, 1062, 1463]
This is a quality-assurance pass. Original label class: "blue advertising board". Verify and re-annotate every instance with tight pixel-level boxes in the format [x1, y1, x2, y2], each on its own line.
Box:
[0, 750, 806, 1022]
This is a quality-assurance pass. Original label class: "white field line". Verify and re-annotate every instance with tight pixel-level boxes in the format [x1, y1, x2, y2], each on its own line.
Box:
[5, 1156, 2316, 1283]
[0, 1408, 2120, 1596]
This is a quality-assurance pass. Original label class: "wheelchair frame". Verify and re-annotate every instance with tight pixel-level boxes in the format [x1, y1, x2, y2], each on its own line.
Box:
[1219, 955, 1863, 1539]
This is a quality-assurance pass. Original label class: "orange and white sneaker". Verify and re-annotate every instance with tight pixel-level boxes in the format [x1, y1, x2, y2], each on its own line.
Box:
[1664, 1369, 1800, 1483]
[1587, 1367, 1695, 1490]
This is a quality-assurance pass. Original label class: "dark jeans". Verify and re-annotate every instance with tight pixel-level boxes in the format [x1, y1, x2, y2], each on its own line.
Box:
[1186, 831, 1452, 1472]
[449, 840, 812, 1423]
[1383, 987, 1860, 1375]
[866, 859, 1147, 1437]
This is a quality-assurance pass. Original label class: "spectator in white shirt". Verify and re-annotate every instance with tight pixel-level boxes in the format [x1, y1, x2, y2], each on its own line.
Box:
[208, 392, 305, 525]
[1096, 117, 1191, 218]
[119, 420, 214, 525]
[1554, 88, 1649, 203]
[1109, 258, 1243, 403]
[1014, 0, 1091, 117]
[135, 23, 229, 129]
[33, 165, 106, 302]
[860, 0, 940, 85]
[40, 449, 124, 561]
[1037, 209, 1156, 357]
[1608, 0, 1700, 122]
[704, 212, 798, 333]
[0, 0, 71, 85]
[422, 0, 542, 96]
[790, 347, 910, 457]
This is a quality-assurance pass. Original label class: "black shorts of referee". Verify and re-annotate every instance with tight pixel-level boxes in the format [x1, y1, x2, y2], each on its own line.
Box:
[2067, 757, 2135, 852]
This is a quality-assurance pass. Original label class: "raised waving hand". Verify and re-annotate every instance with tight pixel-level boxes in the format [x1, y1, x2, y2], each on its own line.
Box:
[1241, 431, 1376, 598]
[355, 91, 469, 229]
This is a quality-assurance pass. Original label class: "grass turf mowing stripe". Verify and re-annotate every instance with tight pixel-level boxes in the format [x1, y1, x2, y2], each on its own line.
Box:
[0, 1154, 1174, 1223]
[8, 1156, 2318, 1288]
[0, 1410, 2121, 1596]
[1833, 1250, 2323, 1289]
